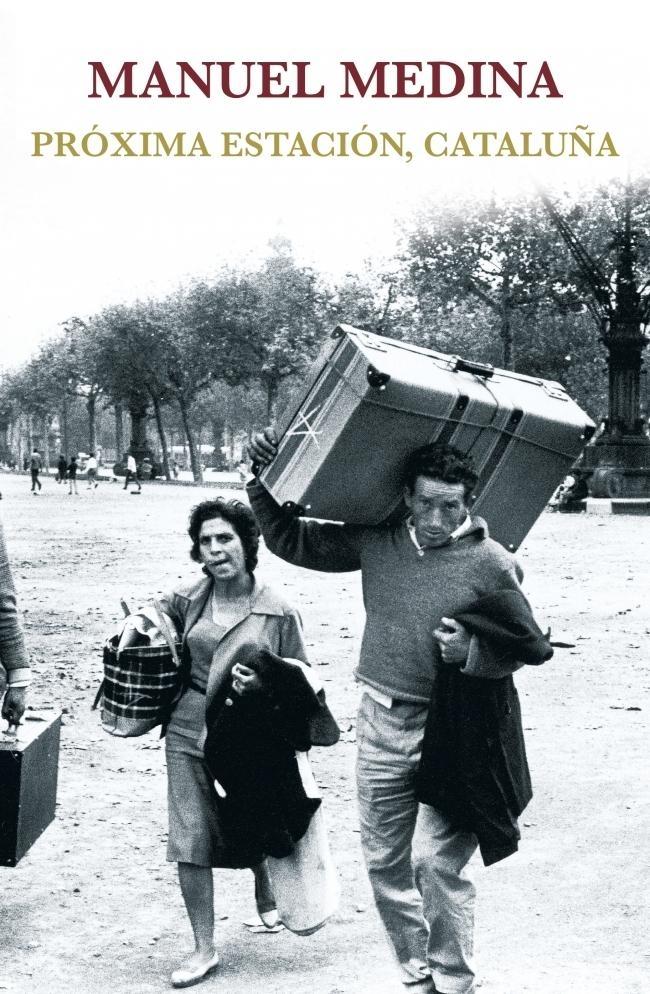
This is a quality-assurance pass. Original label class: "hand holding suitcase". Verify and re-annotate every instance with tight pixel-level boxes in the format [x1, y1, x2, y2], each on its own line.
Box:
[0, 713, 61, 866]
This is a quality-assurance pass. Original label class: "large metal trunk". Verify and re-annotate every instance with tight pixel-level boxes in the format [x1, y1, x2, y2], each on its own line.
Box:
[259, 326, 595, 551]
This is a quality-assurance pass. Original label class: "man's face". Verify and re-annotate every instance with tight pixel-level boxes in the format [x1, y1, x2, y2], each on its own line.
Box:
[403, 476, 468, 548]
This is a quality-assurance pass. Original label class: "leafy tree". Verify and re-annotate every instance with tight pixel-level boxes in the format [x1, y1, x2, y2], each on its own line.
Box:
[3, 336, 81, 465]
[181, 381, 267, 468]
[60, 317, 107, 454]
[0, 376, 19, 463]
[88, 305, 159, 466]
[254, 238, 328, 419]
[404, 194, 576, 369]
[137, 293, 220, 483]
[204, 239, 329, 421]
[328, 259, 417, 342]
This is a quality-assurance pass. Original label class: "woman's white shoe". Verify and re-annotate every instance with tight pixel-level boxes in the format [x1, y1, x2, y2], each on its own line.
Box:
[259, 908, 280, 928]
[170, 951, 220, 988]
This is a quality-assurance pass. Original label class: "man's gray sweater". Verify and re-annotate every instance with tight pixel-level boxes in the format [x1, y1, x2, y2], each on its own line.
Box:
[248, 482, 525, 703]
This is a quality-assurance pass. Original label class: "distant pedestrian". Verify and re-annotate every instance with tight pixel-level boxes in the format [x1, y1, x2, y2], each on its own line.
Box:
[67, 455, 79, 495]
[558, 469, 589, 513]
[172, 460, 179, 479]
[56, 453, 67, 484]
[30, 448, 42, 494]
[86, 453, 99, 489]
[123, 453, 141, 494]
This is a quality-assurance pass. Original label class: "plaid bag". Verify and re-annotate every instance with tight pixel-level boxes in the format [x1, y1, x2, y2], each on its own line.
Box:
[93, 601, 184, 737]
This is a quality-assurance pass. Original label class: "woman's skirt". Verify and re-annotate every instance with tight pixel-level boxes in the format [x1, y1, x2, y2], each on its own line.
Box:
[165, 687, 231, 867]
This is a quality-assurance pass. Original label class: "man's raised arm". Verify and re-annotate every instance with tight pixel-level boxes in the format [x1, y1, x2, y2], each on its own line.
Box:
[247, 427, 363, 573]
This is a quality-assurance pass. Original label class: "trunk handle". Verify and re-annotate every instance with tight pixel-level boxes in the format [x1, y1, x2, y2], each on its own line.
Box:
[452, 356, 495, 379]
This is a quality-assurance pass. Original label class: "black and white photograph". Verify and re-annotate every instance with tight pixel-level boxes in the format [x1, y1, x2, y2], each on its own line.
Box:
[1, 3, 648, 993]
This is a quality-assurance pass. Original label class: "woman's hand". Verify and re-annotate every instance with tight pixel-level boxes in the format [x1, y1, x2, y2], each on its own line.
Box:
[231, 662, 263, 695]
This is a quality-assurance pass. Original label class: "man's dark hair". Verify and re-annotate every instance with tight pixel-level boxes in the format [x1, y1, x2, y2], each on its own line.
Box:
[403, 444, 478, 499]
[188, 498, 260, 573]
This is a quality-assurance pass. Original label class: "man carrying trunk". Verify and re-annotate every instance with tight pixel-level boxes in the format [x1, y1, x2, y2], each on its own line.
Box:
[247, 430, 551, 994]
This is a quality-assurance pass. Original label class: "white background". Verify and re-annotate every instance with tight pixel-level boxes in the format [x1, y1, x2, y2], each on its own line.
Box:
[1, 0, 647, 365]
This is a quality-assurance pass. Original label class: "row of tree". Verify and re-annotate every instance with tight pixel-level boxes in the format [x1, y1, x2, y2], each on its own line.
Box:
[2, 179, 649, 482]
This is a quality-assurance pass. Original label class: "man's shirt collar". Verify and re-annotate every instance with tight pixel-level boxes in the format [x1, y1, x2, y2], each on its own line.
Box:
[406, 515, 473, 552]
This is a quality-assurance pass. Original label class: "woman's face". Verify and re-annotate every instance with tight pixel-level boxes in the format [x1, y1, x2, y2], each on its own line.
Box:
[198, 515, 247, 582]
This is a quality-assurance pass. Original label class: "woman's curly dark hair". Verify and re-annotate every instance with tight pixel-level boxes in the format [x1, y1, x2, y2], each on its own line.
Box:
[188, 498, 260, 574]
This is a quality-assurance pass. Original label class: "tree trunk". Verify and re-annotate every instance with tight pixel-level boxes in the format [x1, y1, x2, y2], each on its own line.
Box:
[17, 420, 24, 470]
[225, 423, 234, 469]
[60, 396, 69, 458]
[128, 401, 152, 464]
[211, 417, 226, 466]
[0, 416, 10, 462]
[265, 378, 279, 423]
[8, 420, 18, 465]
[150, 394, 172, 481]
[377, 282, 396, 334]
[114, 403, 124, 461]
[42, 418, 51, 472]
[500, 273, 514, 370]
[87, 392, 97, 454]
[501, 311, 513, 370]
[178, 393, 203, 483]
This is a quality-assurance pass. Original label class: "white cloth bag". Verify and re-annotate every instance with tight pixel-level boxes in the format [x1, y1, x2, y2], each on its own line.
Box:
[265, 752, 340, 935]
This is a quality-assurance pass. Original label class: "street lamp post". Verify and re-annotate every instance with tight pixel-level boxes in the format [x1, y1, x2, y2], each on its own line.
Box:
[543, 186, 650, 498]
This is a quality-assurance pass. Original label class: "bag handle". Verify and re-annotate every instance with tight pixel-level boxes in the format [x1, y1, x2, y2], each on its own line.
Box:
[92, 680, 105, 711]
[152, 598, 181, 669]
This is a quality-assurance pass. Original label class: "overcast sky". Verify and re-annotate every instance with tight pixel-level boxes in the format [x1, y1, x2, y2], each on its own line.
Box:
[1, 0, 646, 369]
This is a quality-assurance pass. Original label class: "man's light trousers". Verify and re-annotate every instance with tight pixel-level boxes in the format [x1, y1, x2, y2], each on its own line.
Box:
[356, 693, 478, 994]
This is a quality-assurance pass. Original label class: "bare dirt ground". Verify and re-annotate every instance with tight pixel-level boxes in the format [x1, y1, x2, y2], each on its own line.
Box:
[0, 471, 648, 994]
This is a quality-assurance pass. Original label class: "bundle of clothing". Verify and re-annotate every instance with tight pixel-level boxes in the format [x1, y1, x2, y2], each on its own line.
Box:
[416, 590, 554, 866]
[203, 645, 340, 866]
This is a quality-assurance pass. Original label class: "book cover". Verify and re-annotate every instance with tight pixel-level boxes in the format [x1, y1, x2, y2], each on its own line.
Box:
[1, 3, 647, 993]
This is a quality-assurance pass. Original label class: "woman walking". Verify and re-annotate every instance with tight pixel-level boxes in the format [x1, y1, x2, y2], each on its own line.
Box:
[158, 498, 309, 988]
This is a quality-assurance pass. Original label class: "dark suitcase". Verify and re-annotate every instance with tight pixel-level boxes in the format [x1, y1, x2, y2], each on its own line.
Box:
[260, 325, 595, 551]
[0, 713, 61, 866]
